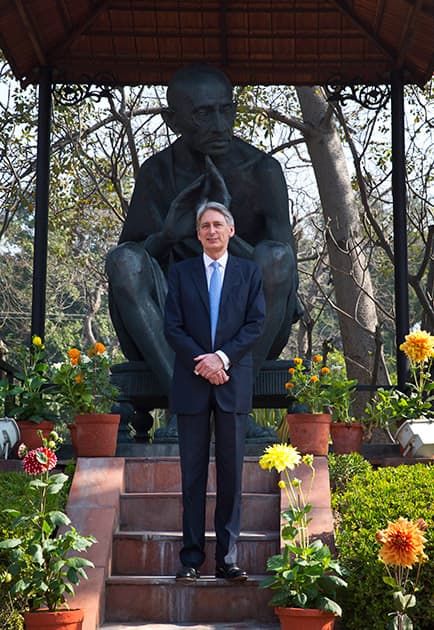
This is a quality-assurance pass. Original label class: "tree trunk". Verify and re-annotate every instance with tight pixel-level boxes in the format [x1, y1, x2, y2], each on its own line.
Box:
[296, 86, 389, 413]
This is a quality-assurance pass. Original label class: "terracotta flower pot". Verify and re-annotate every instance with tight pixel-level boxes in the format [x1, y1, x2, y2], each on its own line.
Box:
[16, 420, 55, 451]
[23, 608, 84, 629]
[67, 423, 78, 457]
[275, 607, 336, 630]
[330, 422, 364, 454]
[73, 413, 120, 456]
[286, 413, 331, 455]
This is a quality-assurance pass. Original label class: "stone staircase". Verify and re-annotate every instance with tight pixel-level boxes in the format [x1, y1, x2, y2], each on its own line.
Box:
[66, 454, 333, 629]
[104, 457, 280, 625]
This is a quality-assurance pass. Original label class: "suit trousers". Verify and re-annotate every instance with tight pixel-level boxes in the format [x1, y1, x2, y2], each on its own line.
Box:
[177, 394, 247, 569]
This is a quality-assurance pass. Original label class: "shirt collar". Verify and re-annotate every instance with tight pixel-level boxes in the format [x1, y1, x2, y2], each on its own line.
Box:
[203, 251, 228, 269]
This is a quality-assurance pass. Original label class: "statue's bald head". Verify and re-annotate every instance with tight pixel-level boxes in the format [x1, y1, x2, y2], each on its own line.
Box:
[167, 63, 233, 111]
[164, 63, 236, 157]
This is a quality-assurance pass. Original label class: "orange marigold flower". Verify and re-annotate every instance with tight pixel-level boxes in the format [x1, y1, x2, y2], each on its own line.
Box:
[399, 330, 434, 364]
[93, 341, 106, 355]
[68, 348, 81, 365]
[285, 381, 294, 389]
[321, 366, 331, 375]
[310, 375, 319, 383]
[293, 357, 303, 365]
[376, 517, 427, 568]
[75, 375, 83, 384]
[312, 354, 323, 362]
[288, 367, 295, 374]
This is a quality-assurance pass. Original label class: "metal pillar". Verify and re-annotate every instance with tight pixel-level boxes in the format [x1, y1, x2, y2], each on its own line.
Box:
[31, 67, 52, 341]
[391, 70, 409, 389]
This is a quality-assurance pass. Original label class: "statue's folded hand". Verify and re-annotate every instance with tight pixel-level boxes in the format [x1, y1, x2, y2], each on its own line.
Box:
[162, 173, 207, 243]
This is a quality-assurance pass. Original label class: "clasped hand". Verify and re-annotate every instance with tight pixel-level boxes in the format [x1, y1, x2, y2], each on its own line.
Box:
[162, 174, 206, 243]
[194, 353, 229, 385]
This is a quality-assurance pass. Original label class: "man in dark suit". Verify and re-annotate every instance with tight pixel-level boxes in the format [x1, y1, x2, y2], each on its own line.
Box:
[164, 201, 265, 583]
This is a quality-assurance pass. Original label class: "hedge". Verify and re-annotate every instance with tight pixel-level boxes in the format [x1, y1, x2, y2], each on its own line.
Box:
[332, 461, 434, 630]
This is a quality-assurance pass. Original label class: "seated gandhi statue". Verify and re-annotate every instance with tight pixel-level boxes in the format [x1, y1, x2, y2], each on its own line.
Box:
[106, 63, 302, 432]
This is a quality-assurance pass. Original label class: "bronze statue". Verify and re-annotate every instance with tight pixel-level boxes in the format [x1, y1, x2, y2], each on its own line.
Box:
[106, 63, 301, 399]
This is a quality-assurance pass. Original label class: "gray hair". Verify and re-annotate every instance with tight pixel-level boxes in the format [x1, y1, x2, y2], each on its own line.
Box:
[196, 201, 234, 228]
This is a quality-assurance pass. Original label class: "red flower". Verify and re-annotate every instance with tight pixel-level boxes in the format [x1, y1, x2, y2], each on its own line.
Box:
[23, 447, 57, 476]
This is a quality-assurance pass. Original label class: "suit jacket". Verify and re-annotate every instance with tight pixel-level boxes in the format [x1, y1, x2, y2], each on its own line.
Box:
[164, 254, 265, 414]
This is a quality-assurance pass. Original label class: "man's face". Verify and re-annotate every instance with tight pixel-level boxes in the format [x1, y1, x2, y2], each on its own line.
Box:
[171, 80, 236, 156]
[197, 209, 235, 259]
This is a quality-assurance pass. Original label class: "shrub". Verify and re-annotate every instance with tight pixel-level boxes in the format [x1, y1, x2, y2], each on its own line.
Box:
[0, 473, 32, 630]
[328, 452, 372, 492]
[332, 463, 434, 630]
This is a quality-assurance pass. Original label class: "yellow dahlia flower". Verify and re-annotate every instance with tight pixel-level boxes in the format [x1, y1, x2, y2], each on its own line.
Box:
[399, 330, 434, 364]
[259, 443, 301, 472]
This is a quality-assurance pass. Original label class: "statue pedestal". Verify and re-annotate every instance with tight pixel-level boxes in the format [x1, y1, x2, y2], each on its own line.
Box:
[111, 360, 293, 443]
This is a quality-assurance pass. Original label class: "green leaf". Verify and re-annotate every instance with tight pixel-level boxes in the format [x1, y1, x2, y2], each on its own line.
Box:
[29, 479, 48, 489]
[293, 593, 308, 607]
[383, 575, 399, 588]
[259, 575, 279, 589]
[50, 473, 68, 485]
[1, 508, 20, 517]
[67, 556, 94, 568]
[0, 537, 22, 549]
[29, 543, 43, 564]
[316, 596, 342, 616]
[319, 574, 348, 590]
[267, 554, 285, 571]
[47, 510, 70, 527]
[392, 591, 416, 611]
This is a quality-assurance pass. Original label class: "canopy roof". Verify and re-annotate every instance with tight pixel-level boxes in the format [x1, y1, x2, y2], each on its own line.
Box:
[0, 0, 433, 88]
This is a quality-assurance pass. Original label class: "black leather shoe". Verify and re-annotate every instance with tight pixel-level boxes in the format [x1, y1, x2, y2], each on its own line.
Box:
[215, 563, 248, 582]
[175, 565, 200, 583]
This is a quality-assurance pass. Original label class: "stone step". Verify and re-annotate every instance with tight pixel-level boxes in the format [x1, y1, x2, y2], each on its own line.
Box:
[119, 492, 279, 532]
[101, 623, 279, 629]
[112, 530, 279, 575]
[105, 575, 276, 624]
[124, 457, 279, 494]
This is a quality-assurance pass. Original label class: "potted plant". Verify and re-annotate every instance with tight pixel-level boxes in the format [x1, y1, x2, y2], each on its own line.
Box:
[364, 330, 434, 455]
[259, 443, 347, 629]
[52, 341, 120, 456]
[326, 365, 363, 454]
[0, 336, 58, 450]
[0, 431, 96, 629]
[284, 353, 357, 455]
